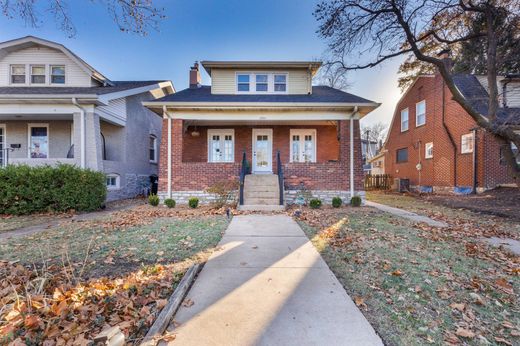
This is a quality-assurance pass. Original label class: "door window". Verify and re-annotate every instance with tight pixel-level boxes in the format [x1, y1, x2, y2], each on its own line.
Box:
[290, 129, 316, 162]
[255, 135, 269, 167]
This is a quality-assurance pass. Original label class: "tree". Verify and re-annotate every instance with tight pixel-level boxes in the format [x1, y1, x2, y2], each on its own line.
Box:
[0, 0, 165, 37]
[314, 63, 351, 90]
[361, 122, 388, 151]
[315, 0, 520, 185]
[398, 10, 520, 90]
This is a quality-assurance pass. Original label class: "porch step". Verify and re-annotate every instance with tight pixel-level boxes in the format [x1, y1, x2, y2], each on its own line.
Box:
[243, 174, 281, 206]
[238, 204, 285, 212]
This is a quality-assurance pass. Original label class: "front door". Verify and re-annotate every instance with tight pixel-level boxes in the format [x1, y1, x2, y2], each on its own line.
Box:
[252, 128, 273, 173]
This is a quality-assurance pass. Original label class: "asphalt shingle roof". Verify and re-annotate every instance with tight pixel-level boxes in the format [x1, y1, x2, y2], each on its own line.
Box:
[453, 74, 520, 125]
[148, 85, 376, 104]
[0, 80, 166, 96]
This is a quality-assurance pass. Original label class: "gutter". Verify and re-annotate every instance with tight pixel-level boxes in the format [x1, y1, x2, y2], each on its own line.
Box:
[350, 106, 358, 199]
[165, 105, 172, 199]
[72, 98, 86, 169]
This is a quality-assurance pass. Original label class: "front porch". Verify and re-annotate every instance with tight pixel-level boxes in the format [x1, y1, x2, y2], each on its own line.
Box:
[160, 118, 365, 205]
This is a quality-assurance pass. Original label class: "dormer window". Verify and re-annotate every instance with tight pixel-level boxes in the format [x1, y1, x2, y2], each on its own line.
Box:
[237, 74, 250, 92]
[11, 65, 26, 84]
[31, 65, 46, 84]
[274, 74, 287, 92]
[255, 74, 268, 92]
[236, 72, 288, 94]
[51, 65, 65, 84]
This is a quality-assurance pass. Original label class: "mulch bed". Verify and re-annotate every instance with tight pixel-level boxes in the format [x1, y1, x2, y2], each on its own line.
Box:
[422, 187, 520, 221]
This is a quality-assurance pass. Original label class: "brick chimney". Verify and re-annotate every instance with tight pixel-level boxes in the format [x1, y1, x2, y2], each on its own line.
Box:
[189, 62, 201, 89]
[437, 49, 452, 73]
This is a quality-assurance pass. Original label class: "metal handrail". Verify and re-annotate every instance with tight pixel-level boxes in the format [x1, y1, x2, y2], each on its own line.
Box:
[239, 151, 247, 205]
[276, 150, 284, 205]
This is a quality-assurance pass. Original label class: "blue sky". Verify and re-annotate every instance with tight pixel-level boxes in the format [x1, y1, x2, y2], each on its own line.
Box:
[0, 0, 403, 127]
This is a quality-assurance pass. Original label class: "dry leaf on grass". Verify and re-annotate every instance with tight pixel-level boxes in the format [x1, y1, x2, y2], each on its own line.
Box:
[455, 328, 475, 339]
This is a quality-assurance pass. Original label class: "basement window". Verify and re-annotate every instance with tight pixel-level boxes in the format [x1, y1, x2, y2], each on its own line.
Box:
[106, 174, 120, 190]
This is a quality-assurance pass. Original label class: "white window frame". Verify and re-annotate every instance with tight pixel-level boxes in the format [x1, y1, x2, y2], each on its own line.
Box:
[0, 124, 6, 167]
[289, 129, 317, 163]
[27, 123, 49, 159]
[236, 72, 288, 94]
[425, 142, 433, 159]
[401, 108, 409, 132]
[106, 174, 120, 190]
[30, 65, 46, 85]
[149, 135, 157, 163]
[207, 129, 235, 163]
[10, 64, 26, 85]
[461, 133, 474, 154]
[416, 100, 426, 127]
[50, 65, 66, 85]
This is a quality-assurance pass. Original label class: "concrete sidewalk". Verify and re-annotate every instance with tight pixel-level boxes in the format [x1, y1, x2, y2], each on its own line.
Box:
[166, 214, 382, 346]
[365, 200, 448, 228]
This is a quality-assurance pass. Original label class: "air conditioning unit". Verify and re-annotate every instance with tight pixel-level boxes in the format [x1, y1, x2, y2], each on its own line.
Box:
[393, 178, 410, 192]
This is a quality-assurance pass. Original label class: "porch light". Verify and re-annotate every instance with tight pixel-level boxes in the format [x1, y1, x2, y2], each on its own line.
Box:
[191, 127, 200, 137]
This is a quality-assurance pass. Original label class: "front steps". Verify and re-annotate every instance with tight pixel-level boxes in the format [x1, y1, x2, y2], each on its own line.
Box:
[239, 174, 284, 211]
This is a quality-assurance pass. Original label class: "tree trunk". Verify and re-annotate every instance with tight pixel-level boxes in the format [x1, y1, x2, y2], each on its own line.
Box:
[486, 7, 499, 122]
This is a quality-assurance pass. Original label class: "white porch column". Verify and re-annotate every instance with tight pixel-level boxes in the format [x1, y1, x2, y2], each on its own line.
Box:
[167, 116, 172, 198]
[72, 112, 83, 168]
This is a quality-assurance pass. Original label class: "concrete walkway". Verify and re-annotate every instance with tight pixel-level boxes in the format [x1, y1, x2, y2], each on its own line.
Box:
[365, 200, 448, 228]
[167, 214, 382, 346]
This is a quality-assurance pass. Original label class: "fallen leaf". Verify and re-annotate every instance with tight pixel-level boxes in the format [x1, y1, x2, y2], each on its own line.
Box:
[182, 299, 194, 307]
[391, 269, 403, 276]
[449, 303, 465, 312]
[455, 328, 475, 339]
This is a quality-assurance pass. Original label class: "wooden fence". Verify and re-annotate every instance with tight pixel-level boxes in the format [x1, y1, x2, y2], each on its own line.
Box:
[364, 174, 392, 190]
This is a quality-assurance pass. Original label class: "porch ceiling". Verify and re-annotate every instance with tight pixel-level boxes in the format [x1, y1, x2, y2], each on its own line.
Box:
[183, 119, 338, 126]
[0, 113, 73, 121]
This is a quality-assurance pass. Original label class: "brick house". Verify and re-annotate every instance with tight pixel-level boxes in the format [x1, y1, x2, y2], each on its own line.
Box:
[144, 61, 379, 208]
[383, 71, 520, 193]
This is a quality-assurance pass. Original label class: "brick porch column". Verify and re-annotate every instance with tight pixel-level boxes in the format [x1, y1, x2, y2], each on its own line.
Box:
[338, 119, 363, 193]
[170, 119, 184, 192]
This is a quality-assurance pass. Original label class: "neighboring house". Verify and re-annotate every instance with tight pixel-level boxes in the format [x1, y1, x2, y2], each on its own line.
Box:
[384, 67, 520, 193]
[361, 138, 378, 174]
[368, 151, 385, 175]
[144, 61, 380, 208]
[0, 36, 174, 200]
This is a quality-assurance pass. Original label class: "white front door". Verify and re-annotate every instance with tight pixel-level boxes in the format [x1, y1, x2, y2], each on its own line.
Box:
[252, 128, 273, 173]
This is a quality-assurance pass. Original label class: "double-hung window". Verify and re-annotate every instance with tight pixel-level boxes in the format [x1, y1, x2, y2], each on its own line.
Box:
[31, 65, 46, 84]
[11, 65, 26, 84]
[274, 74, 287, 92]
[416, 100, 426, 126]
[425, 142, 433, 159]
[290, 129, 317, 163]
[237, 74, 250, 92]
[461, 133, 474, 154]
[28, 124, 49, 159]
[208, 129, 234, 162]
[255, 74, 268, 92]
[51, 65, 65, 84]
[401, 108, 409, 132]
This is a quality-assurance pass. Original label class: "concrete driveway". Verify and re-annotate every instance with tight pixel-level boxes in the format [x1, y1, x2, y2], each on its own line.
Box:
[167, 214, 382, 346]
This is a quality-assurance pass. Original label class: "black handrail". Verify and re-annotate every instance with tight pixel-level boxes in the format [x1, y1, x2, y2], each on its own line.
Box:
[239, 151, 247, 205]
[276, 150, 284, 205]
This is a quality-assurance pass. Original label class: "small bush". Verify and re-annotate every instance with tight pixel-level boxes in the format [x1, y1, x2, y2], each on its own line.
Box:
[164, 198, 176, 208]
[309, 198, 322, 209]
[0, 164, 106, 215]
[148, 194, 159, 206]
[351, 195, 362, 207]
[205, 180, 239, 208]
[188, 197, 199, 209]
[332, 197, 343, 208]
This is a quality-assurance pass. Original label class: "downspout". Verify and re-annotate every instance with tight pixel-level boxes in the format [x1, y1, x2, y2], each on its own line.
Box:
[72, 97, 86, 169]
[350, 106, 358, 198]
[165, 106, 172, 199]
[441, 79, 458, 187]
[471, 128, 479, 193]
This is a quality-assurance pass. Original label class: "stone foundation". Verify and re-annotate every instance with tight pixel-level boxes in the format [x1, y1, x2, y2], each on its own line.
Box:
[158, 190, 238, 205]
[107, 174, 151, 201]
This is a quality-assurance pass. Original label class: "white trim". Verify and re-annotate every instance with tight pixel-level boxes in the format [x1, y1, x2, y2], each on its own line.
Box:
[27, 123, 49, 159]
[163, 111, 361, 121]
[0, 124, 6, 167]
[416, 100, 426, 127]
[167, 116, 172, 198]
[289, 129, 317, 163]
[425, 142, 433, 159]
[461, 133, 474, 154]
[350, 114, 355, 198]
[149, 134, 158, 163]
[401, 108, 409, 132]
[207, 129, 235, 163]
[235, 72, 289, 95]
[252, 128, 273, 173]
[106, 173, 120, 190]
[146, 101, 379, 108]
[101, 81, 174, 103]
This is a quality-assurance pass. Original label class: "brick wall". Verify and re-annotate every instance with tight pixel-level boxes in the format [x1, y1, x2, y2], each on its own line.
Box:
[384, 74, 516, 190]
[159, 119, 363, 193]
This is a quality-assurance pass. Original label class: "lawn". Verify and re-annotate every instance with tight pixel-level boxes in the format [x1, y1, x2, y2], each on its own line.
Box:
[296, 205, 519, 346]
[0, 205, 230, 345]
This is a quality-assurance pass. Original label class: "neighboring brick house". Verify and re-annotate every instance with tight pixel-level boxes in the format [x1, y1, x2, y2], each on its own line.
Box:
[0, 36, 175, 200]
[383, 71, 520, 193]
[144, 61, 380, 208]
